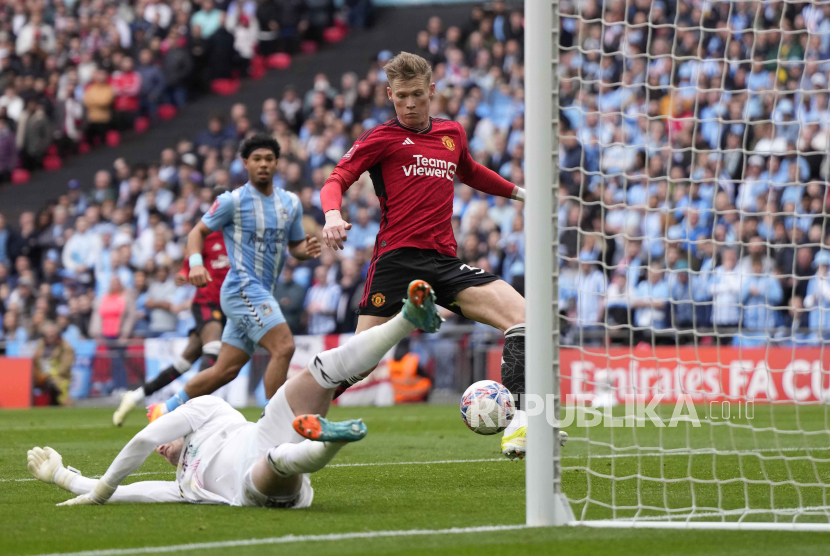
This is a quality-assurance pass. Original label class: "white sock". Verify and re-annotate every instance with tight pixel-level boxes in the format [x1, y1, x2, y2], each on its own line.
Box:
[267, 440, 345, 476]
[504, 409, 527, 435]
[131, 387, 146, 403]
[173, 356, 192, 373]
[307, 313, 416, 388]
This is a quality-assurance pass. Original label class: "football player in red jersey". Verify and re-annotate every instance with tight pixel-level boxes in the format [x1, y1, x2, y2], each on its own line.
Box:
[320, 52, 559, 459]
[113, 193, 231, 427]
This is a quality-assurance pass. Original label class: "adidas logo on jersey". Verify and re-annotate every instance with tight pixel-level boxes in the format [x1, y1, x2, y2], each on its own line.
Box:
[402, 138, 415, 146]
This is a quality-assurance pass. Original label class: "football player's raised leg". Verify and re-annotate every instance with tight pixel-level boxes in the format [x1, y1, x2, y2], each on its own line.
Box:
[147, 343, 249, 422]
[114, 332, 204, 426]
[245, 283, 441, 502]
[258, 322, 295, 399]
[453, 280, 534, 458]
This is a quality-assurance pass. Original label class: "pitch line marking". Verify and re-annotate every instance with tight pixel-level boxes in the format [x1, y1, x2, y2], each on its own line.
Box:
[19, 524, 529, 556]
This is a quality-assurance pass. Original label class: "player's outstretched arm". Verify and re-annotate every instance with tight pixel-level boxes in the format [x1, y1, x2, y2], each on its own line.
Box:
[27, 446, 184, 504]
[56, 411, 195, 506]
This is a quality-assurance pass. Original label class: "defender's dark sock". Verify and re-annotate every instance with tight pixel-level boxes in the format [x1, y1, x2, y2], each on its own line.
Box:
[501, 323, 525, 410]
[332, 376, 365, 401]
[142, 356, 192, 396]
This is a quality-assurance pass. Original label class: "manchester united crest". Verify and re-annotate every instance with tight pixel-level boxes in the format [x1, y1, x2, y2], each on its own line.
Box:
[371, 293, 386, 307]
[442, 136, 455, 151]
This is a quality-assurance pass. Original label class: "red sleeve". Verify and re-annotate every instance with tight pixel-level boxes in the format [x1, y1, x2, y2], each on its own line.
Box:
[321, 167, 357, 214]
[455, 128, 516, 199]
[321, 127, 387, 213]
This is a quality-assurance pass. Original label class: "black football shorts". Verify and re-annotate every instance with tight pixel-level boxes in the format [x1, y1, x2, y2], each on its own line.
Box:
[189, 303, 227, 336]
[358, 247, 500, 317]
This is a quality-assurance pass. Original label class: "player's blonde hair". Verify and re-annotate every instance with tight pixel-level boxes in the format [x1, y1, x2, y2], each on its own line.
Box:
[384, 52, 433, 88]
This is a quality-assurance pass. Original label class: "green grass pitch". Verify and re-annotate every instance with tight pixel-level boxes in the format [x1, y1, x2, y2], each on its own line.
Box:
[2, 404, 830, 555]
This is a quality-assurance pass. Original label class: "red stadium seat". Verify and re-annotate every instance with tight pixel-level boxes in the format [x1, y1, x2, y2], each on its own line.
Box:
[267, 53, 291, 70]
[300, 40, 318, 55]
[78, 141, 91, 154]
[210, 79, 240, 96]
[249, 65, 266, 80]
[134, 116, 150, 133]
[46, 144, 58, 157]
[11, 168, 30, 184]
[105, 130, 121, 147]
[334, 19, 349, 31]
[43, 155, 62, 171]
[323, 26, 346, 43]
[158, 104, 177, 121]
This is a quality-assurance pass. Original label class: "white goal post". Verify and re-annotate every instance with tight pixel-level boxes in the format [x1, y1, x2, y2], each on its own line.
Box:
[524, 0, 830, 531]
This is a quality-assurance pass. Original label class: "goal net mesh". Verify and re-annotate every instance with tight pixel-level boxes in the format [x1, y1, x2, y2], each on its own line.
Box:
[555, 0, 830, 525]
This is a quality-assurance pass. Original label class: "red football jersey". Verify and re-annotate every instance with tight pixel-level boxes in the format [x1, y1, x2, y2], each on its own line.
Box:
[333, 118, 480, 259]
[180, 231, 230, 305]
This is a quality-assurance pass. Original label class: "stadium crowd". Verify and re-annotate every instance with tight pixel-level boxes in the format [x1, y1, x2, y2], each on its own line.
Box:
[0, 0, 361, 179]
[1, 0, 830, 377]
[556, 0, 830, 346]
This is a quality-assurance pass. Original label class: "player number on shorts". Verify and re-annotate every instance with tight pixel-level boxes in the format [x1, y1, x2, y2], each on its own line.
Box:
[460, 264, 485, 275]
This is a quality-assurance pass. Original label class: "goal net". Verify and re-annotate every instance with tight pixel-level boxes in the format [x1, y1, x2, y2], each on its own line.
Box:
[530, 0, 830, 530]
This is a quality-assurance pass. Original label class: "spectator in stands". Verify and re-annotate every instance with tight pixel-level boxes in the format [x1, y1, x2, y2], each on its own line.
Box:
[0, 88, 24, 123]
[84, 69, 115, 145]
[191, 0, 225, 39]
[196, 115, 232, 150]
[111, 57, 142, 128]
[336, 258, 363, 333]
[304, 265, 341, 335]
[632, 262, 670, 341]
[62, 216, 101, 280]
[805, 252, 830, 341]
[348, 206, 379, 250]
[739, 257, 784, 346]
[711, 249, 742, 330]
[0, 118, 17, 182]
[17, 99, 51, 171]
[137, 49, 166, 119]
[669, 260, 695, 339]
[1, 310, 28, 344]
[275, 262, 307, 335]
[32, 320, 75, 406]
[574, 253, 606, 341]
[145, 266, 178, 337]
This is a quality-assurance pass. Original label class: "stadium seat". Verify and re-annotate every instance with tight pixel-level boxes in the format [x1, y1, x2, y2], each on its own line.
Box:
[158, 104, 177, 121]
[134, 116, 150, 134]
[323, 27, 346, 43]
[249, 65, 266, 80]
[267, 53, 291, 70]
[105, 130, 121, 147]
[11, 168, 30, 184]
[210, 79, 241, 96]
[300, 40, 318, 55]
[46, 144, 58, 157]
[77, 141, 90, 154]
[42, 156, 62, 171]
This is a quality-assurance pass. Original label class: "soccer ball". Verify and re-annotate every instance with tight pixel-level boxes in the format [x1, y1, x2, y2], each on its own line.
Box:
[460, 380, 516, 435]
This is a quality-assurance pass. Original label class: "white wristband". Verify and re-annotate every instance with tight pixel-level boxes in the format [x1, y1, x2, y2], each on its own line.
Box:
[513, 186, 526, 202]
[189, 254, 204, 267]
[91, 480, 117, 503]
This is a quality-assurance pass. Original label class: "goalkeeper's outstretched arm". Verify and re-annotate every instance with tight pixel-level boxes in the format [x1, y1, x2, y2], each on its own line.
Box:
[44, 410, 196, 505]
[27, 446, 183, 503]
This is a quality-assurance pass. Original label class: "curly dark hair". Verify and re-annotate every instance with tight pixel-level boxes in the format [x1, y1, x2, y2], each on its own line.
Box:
[239, 133, 280, 159]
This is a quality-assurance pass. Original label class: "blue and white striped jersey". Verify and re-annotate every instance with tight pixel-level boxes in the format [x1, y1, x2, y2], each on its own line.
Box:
[202, 183, 305, 295]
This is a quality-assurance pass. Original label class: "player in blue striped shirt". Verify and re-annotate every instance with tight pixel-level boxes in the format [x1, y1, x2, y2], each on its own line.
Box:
[149, 134, 321, 421]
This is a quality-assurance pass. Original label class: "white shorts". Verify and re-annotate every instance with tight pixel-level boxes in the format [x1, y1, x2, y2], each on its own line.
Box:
[230, 385, 314, 508]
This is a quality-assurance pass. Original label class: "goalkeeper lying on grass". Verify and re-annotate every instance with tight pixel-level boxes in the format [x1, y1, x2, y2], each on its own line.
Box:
[28, 281, 441, 508]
